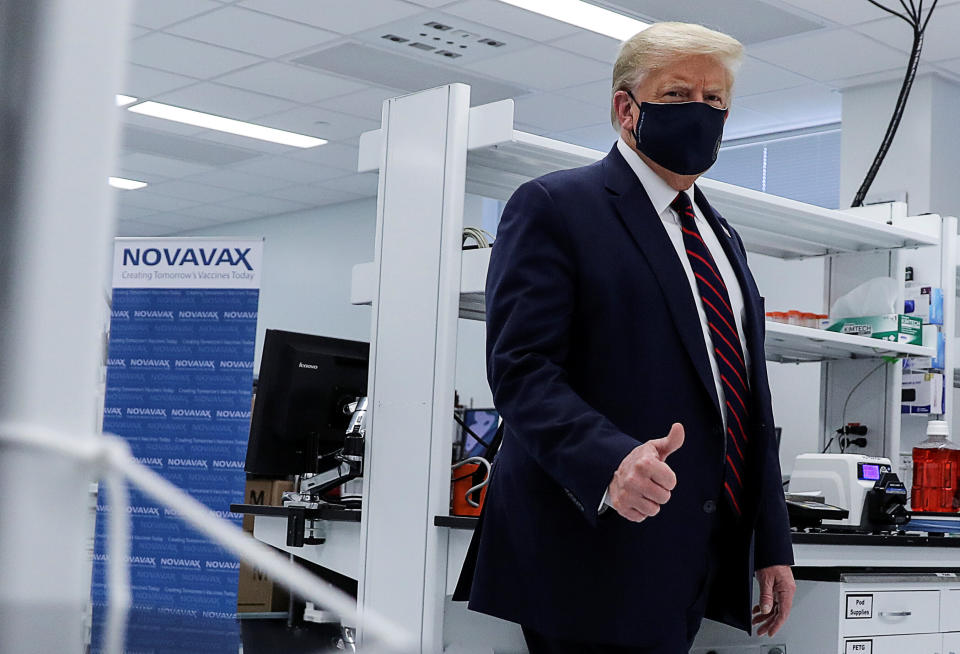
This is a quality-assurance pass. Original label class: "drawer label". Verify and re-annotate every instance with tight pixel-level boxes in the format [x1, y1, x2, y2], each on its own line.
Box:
[845, 640, 872, 654]
[846, 594, 873, 619]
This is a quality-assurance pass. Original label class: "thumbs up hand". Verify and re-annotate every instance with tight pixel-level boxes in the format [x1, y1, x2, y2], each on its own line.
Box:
[607, 423, 685, 523]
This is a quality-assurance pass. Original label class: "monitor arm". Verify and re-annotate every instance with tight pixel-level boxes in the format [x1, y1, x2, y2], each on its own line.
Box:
[298, 397, 367, 497]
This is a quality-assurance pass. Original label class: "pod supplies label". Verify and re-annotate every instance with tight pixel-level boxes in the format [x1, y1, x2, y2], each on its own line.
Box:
[845, 640, 872, 654]
[846, 594, 873, 619]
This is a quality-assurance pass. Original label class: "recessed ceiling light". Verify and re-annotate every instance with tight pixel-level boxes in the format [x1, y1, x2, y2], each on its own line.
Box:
[127, 101, 327, 148]
[496, 0, 649, 40]
[115, 94, 138, 107]
[109, 176, 148, 190]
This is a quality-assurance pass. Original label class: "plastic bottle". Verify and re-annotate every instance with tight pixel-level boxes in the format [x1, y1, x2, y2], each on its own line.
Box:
[911, 420, 960, 513]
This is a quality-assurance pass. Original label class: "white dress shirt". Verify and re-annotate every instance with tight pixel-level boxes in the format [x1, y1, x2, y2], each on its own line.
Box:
[601, 138, 752, 512]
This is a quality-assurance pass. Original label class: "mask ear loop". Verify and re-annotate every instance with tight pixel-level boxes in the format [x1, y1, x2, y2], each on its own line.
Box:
[624, 89, 642, 148]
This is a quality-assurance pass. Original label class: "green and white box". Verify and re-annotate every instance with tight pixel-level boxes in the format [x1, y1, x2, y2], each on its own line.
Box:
[826, 314, 922, 345]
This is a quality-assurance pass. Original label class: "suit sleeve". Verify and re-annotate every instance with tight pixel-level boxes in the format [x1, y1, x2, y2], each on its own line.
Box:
[728, 226, 794, 569]
[486, 179, 639, 526]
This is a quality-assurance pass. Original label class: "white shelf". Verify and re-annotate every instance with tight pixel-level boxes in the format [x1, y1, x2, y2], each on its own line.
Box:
[764, 321, 934, 363]
[353, 249, 934, 364]
[358, 99, 939, 260]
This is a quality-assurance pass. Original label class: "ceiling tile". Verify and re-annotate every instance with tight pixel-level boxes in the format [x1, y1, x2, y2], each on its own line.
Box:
[284, 140, 360, 170]
[114, 203, 159, 222]
[121, 152, 215, 179]
[129, 26, 151, 39]
[133, 212, 222, 232]
[229, 155, 348, 184]
[216, 62, 366, 103]
[464, 46, 608, 91]
[177, 203, 264, 223]
[442, 0, 580, 41]
[238, 0, 423, 34]
[155, 83, 297, 121]
[121, 64, 199, 99]
[148, 180, 246, 203]
[553, 79, 612, 108]
[513, 93, 609, 133]
[122, 111, 202, 137]
[266, 183, 366, 204]
[547, 123, 617, 151]
[733, 56, 811, 98]
[548, 31, 621, 64]
[314, 87, 396, 121]
[735, 83, 840, 126]
[131, 0, 221, 29]
[404, 0, 458, 6]
[166, 6, 339, 58]
[605, 0, 823, 45]
[293, 42, 530, 104]
[854, 5, 960, 63]
[186, 169, 300, 194]
[220, 194, 313, 215]
[117, 189, 204, 212]
[774, 0, 907, 26]
[116, 220, 171, 237]
[747, 28, 905, 82]
[129, 32, 262, 78]
[316, 172, 380, 196]
[827, 60, 943, 89]
[255, 105, 380, 142]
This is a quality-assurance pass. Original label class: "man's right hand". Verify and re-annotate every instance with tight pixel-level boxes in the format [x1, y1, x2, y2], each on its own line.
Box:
[607, 423, 684, 523]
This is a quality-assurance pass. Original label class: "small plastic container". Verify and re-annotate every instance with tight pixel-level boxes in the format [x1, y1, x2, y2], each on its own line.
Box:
[801, 312, 818, 328]
[787, 310, 803, 326]
[911, 420, 960, 513]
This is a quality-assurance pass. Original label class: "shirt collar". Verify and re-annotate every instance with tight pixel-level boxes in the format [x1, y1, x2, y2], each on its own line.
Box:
[616, 136, 694, 220]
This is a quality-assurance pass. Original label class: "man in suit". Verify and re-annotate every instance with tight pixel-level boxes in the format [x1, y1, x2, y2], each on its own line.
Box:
[455, 21, 795, 653]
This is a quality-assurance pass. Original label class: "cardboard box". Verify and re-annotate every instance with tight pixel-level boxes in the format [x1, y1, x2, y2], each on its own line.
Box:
[901, 371, 945, 414]
[241, 478, 294, 532]
[904, 285, 944, 325]
[826, 314, 922, 345]
[237, 558, 289, 613]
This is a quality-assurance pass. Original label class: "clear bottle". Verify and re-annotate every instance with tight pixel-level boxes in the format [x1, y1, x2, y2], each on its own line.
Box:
[911, 420, 960, 513]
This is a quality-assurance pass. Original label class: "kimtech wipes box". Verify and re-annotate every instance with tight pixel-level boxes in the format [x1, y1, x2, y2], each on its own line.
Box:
[826, 314, 922, 345]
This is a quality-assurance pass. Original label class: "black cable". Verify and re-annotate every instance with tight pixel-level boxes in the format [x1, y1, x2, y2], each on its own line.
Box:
[453, 413, 492, 451]
[837, 362, 887, 452]
[852, 0, 940, 206]
[822, 436, 835, 454]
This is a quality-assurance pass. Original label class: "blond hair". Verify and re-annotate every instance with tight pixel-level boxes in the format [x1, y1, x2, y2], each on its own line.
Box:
[610, 22, 744, 127]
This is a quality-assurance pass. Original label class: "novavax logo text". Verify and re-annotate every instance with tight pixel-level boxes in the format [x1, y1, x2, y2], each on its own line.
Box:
[123, 247, 253, 271]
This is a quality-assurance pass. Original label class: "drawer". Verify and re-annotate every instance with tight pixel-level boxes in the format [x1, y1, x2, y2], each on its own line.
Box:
[943, 591, 960, 632]
[842, 590, 940, 637]
[842, 633, 942, 654]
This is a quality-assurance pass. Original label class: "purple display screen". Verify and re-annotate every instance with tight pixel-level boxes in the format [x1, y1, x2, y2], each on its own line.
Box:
[859, 463, 881, 481]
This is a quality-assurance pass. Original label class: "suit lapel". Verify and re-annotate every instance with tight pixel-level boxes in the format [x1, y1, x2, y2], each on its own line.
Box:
[603, 147, 722, 421]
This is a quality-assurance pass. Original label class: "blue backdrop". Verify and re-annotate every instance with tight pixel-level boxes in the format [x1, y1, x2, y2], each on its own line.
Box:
[92, 238, 262, 625]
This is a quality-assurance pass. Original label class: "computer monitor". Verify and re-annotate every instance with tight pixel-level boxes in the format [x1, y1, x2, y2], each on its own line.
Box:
[458, 408, 500, 460]
[244, 329, 369, 477]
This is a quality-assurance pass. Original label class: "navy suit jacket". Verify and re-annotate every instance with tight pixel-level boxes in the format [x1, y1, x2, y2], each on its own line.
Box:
[455, 145, 793, 644]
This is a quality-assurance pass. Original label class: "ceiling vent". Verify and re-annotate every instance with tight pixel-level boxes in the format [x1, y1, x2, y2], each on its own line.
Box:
[292, 42, 529, 106]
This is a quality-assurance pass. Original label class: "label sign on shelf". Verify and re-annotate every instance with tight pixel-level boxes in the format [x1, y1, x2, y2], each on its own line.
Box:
[846, 594, 874, 619]
[845, 640, 872, 654]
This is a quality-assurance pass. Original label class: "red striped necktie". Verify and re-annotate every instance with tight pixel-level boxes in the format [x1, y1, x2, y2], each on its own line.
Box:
[671, 191, 749, 517]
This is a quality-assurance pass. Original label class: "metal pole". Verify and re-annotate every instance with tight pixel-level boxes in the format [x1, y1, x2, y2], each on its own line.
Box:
[0, 1, 129, 652]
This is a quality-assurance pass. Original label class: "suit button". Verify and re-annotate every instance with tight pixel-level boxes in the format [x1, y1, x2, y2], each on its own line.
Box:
[702, 500, 717, 514]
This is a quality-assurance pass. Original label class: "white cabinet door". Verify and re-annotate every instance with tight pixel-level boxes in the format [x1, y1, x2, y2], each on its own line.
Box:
[842, 633, 941, 654]
[842, 590, 940, 637]
[944, 632, 960, 654]
[943, 591, 960, 632]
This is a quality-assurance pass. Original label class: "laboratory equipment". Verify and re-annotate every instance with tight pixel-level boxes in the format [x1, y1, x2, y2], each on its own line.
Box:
[912, 420, 960, 513]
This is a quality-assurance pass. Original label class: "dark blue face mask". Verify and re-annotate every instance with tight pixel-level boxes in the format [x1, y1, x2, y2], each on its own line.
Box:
[626, 90, 727, 176]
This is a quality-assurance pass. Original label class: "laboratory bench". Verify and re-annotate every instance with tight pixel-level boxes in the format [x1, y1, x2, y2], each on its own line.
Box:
[236, 504, 960, 653]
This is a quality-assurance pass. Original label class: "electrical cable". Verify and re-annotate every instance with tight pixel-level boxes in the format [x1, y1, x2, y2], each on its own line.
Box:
[462, 227, 495, 249]
[837, 362, 888, 453]
[0, 422, 415, 654]
[852, 0, 940, 207]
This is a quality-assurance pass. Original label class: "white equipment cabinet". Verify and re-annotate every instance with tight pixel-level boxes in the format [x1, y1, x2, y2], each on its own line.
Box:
[256, 84, 960, 652]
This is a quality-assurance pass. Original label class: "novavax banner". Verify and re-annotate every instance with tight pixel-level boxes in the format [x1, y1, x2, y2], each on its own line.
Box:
[93, 237, 262, 619]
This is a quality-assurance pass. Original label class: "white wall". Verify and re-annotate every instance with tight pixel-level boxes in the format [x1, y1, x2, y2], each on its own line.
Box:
[176, 194, 496, 408]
